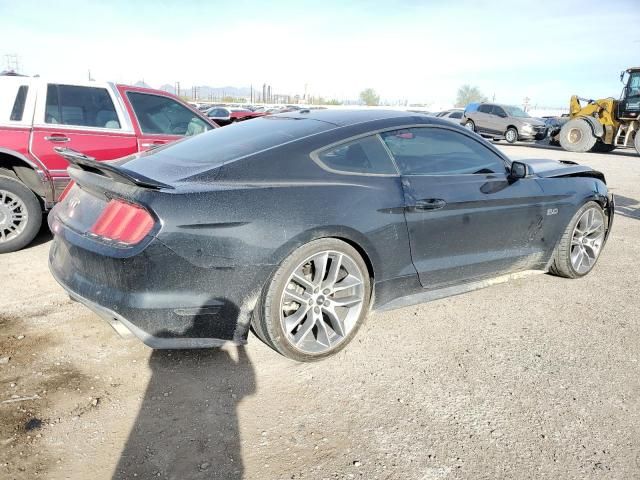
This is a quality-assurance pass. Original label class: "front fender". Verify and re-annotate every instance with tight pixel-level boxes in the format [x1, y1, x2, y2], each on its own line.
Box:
[580, 116, 605, 138]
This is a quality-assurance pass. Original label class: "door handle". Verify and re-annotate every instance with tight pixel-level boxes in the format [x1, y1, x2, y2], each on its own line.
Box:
[44, 134, 70, 143]
[413, 199, 447, 211]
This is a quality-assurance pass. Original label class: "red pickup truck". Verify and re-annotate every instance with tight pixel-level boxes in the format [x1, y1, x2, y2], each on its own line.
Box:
[0, 77, 216, 253]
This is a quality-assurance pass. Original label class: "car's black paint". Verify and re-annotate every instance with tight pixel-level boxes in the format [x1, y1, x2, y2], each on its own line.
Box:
[48, 110, 614, 349]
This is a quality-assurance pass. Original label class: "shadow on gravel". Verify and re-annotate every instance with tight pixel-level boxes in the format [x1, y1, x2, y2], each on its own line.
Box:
[614, 194, 640, 220]
[27, 216, 53, 249]
[501, 141, 640, 158]
[113, 313, 255, 479]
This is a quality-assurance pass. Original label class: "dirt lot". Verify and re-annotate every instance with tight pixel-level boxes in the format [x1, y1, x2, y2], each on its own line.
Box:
[1, 144, 639, 480]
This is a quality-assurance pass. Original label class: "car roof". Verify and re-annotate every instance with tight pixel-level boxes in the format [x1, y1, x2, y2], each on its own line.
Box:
[276, 108, 436, 127]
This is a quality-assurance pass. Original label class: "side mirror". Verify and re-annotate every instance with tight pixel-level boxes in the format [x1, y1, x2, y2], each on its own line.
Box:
[510, 161, 528, 179]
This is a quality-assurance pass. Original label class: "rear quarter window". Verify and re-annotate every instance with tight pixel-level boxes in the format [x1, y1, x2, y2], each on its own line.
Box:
[314, 135, 397, 175]
[10, 85, 28, 121]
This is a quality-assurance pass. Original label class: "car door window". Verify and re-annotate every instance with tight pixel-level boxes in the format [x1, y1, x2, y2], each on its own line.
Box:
[45, 84, 121, 129]
[492, 106, 506, 117]
[127, 92, 212, 136]
[380, 127, 507, 175]
[477, 104, 492, 114]
[315, 135, 397, 175]
[209, 108, 228, 118]
[449, 111, 462, 119]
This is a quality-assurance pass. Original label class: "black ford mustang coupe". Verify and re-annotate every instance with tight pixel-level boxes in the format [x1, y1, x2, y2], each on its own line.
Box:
[49, 110, 614, 361]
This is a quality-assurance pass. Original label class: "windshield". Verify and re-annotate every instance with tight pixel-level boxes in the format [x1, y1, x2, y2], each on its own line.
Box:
[628, 72, 640, 98]
[503, 106, 530, 118]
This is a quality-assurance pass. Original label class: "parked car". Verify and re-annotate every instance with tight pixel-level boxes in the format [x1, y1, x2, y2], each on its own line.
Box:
[48, 109, 614, 361]
[435, 109, 464, 124]
[461, 103, 547, 143]
[205, 106, 265, 126]
[543, 115, 570, 146]
[0, 76, 216, 253]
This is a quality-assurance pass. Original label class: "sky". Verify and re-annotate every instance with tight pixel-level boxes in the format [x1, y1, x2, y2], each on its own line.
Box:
[1, 0, 639, 108]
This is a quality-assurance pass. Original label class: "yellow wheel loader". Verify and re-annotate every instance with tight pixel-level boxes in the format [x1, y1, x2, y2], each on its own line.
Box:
[559, 67, 640, 155]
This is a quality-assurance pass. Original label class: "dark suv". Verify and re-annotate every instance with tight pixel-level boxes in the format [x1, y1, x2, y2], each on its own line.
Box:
[461, 103, 546, 143]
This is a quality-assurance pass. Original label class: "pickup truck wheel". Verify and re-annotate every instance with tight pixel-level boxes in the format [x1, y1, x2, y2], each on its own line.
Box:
[0, 176, 42, 254]
[559, 118, 597, 153]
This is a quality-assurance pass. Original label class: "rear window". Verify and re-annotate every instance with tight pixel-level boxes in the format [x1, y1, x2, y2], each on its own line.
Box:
[124, 116, 335, 169]
[10, 85, 28, 121]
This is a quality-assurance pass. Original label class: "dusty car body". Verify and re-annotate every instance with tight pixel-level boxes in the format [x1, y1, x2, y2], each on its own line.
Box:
[461, 103, 547, 143]
[48, 110, 614, 360]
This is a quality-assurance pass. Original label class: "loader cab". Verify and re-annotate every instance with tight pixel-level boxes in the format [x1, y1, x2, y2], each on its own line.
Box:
[619, 68, 640, 119]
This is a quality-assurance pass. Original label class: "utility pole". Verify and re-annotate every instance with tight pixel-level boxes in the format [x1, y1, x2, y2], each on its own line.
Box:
[175, 81, 181, 97]
[4, 54, 19, 73]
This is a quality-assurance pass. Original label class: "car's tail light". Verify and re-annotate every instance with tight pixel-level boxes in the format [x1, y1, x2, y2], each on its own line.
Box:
[58, 181, 76, 202]
[89, 199, 155, 245]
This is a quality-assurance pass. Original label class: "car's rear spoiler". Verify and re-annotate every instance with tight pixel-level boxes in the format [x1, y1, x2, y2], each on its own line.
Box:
[54, 147, 174, 190]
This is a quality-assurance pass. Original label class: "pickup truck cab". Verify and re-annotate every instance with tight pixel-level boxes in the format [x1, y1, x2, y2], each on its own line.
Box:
[0, 77, 216, 253]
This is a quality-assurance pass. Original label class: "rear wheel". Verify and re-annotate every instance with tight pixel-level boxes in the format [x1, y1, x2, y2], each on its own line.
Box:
[252, 238, 371, 362]
[559, 118, 597, 153]
[505, 127, 518, 144]
[0, 176, 42, 254]
[635, 131, 640, 155]
[549, 202, 606, 278]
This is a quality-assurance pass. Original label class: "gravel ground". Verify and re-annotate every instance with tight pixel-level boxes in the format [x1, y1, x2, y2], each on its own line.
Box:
[0, 144, 639, 480]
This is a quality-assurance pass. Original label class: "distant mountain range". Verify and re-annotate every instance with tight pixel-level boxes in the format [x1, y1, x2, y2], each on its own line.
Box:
[134, 81, 252, 99]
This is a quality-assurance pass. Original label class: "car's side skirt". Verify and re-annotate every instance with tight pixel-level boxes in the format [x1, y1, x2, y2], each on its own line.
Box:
[376, 269, 546, 312]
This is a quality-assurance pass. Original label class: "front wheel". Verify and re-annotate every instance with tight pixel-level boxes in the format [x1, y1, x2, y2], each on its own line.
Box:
[252, 238, 371, 361]
[634, 132, 640, 156]
[559, 118, 597, 153]
[549, 202, 607, 279]
[464, 120, 475, 132]
[505, 127, 518, 144]
[0, 176, 43, 254]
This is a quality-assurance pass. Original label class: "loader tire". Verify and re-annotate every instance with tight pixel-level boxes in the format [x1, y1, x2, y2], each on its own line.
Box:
[559, 118, 597, 153]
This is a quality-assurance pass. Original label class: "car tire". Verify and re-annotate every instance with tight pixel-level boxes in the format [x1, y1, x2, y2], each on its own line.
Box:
[505, 127, 518, 144]
[559, 118, 597, 153]
[0, 175, 43, 254]
[590, 142, 616, 153]
[464, 120, 475, 132]
[549, 201, 607, 279]
[634, 131, 640, 156]
[252, 238, 371, 362]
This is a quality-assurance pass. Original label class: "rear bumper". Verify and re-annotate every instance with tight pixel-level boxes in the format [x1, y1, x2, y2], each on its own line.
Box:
[48, 228, 273, 349]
